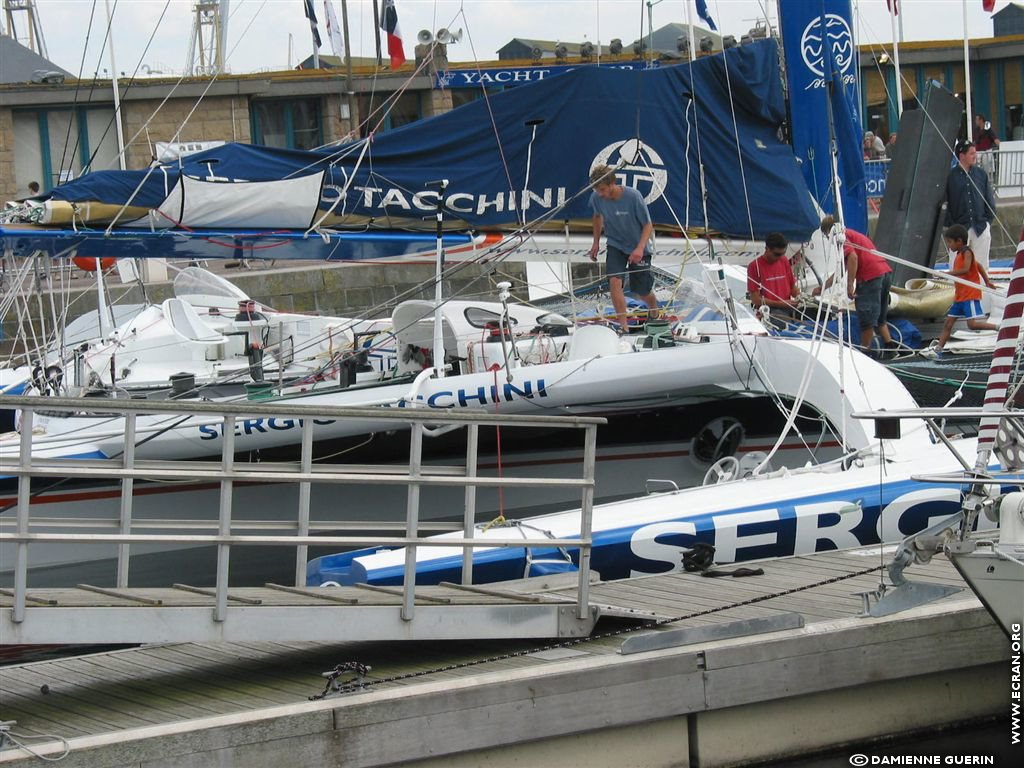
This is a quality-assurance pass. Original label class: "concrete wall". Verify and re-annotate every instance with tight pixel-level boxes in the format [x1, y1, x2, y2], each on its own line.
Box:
[121, 96, 252, 168]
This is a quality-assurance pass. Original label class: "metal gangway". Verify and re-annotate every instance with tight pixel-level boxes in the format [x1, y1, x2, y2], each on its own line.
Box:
[0, 396, 603, 644]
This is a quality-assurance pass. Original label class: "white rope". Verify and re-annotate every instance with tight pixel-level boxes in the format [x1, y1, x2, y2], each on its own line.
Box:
[0, 722, 70, 762]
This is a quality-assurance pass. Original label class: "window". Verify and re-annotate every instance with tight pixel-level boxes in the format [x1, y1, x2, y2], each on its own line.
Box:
[451, 88, 502, 109]
[1007, 104, 1023, 141]
[357, 91, 422, 137]
[12, 106, 119, 194]
[251, 98, 324, 150]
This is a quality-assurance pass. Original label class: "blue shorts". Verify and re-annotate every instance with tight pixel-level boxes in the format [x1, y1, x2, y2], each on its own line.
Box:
[606, 245, 654, 296]
[854, 273, 891, 328]
[947, 299, 987, 320]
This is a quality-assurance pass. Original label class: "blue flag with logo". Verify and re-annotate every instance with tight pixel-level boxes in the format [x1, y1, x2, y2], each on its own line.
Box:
[695, 0, 717, 31]
[778, 0, 866, 232]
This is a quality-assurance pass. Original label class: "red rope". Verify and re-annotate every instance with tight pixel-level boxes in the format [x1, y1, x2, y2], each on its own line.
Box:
[491, 364, 505, 519]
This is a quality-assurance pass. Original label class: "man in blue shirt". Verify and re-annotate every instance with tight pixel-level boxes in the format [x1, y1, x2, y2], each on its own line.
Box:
[945, 140, 996, 312]
[587, 164, 658, 332]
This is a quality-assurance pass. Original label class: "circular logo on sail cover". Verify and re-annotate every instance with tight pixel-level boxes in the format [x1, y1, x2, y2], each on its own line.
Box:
[800, 14, 854, 77]
[590, 140, 668, 204]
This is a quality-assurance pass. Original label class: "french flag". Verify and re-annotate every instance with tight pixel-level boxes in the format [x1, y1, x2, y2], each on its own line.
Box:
[380, 0, 406, 69]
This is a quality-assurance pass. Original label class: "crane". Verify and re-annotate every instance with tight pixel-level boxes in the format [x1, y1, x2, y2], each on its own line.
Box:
[186, 0, 229, 76]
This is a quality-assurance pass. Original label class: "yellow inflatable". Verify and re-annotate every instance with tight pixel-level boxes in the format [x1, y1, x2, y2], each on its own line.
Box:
[887, 278, 955, 320]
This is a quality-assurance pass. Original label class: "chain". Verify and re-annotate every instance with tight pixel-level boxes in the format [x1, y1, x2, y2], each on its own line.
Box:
[309, 662, 373, 701]
[311, 563, 885, 698]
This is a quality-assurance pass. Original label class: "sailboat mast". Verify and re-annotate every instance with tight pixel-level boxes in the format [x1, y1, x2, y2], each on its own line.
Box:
[103, 0, 127, 171]
[341, 0, 356, 130]
[372, 0, 382, 67]
[429, 180, 448, 379]
[888, 0, 903, 119]
[962, 0, 973, 136]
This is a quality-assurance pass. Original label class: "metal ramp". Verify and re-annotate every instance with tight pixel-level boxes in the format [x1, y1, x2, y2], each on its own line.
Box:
[0, 581, 599, 644]
[1, 397, 604, 645]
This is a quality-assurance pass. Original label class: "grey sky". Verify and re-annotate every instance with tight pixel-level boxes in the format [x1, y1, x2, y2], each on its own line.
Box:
[13, 1, 1008, 78]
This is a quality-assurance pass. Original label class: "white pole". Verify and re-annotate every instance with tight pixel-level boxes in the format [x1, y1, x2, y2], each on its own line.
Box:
[103, 0, 126, 171]
[431, 180, 448, 379]
[686, 0, 696, 62]
[854, 0, 863, 122]
[889, 0, 903, 119]
[646, 1, 653, 65]
[963, 0, 973, 137]
[95, 261, 112, 338]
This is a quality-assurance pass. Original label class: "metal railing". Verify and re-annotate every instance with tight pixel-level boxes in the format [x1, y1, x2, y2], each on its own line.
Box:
[0, 395, 601, 625]
[983, 148, 1024, 199]
[866, 149, 1024, 201]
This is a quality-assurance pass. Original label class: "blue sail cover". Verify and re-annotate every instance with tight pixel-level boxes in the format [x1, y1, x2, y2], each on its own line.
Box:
[50, 38, 818, 241]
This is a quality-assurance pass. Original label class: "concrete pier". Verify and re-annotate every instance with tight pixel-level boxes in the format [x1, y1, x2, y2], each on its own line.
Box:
[0, 549, 1012, 767]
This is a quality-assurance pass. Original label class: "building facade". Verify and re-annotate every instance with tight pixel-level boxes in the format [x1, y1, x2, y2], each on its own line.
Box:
[2, 24, 1023, 203]
[858, 34, 1024, 143]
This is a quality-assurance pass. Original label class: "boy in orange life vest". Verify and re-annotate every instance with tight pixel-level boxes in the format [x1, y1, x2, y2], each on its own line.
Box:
[923, 223, 997, 358]
[747, 232, 799, 319]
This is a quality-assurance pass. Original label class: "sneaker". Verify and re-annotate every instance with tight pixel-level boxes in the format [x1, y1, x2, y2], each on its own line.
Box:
[919, 346, 945, 360]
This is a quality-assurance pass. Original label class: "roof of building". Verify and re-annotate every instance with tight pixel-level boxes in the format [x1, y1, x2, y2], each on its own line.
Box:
[501, 38, 610, 55]
[296, 54, 383, 70]
[501, 23, 720, 57]
[0, 36, 72, 84]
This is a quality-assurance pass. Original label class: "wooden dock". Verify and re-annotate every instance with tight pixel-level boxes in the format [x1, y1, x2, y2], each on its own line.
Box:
[0, 548, 1012, 767]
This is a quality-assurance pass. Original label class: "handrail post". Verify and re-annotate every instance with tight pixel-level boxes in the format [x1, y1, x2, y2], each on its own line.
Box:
[214, 415, 235, 622]
[116, 412, 137, 588]
[462, 423, 478, 584]
[401, 422, 424, 621]
[576, 423, 597, 620]
[13, 408, 34, 624]
[294, 418, 314, 586]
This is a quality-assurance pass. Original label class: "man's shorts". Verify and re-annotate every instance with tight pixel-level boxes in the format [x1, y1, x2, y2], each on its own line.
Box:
[606, 245, 654, 296]
[947, 299, 987, 320]
[854, 272, 892, 328]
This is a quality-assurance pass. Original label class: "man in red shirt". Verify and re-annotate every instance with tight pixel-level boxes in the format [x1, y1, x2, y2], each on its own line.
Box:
[814, 216, 894, 356]
[972, 114, 1000, 152]
[747, 232, 799, 321]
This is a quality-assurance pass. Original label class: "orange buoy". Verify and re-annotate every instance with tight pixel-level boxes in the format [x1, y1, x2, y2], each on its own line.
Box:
[72, 256, 116, 272]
